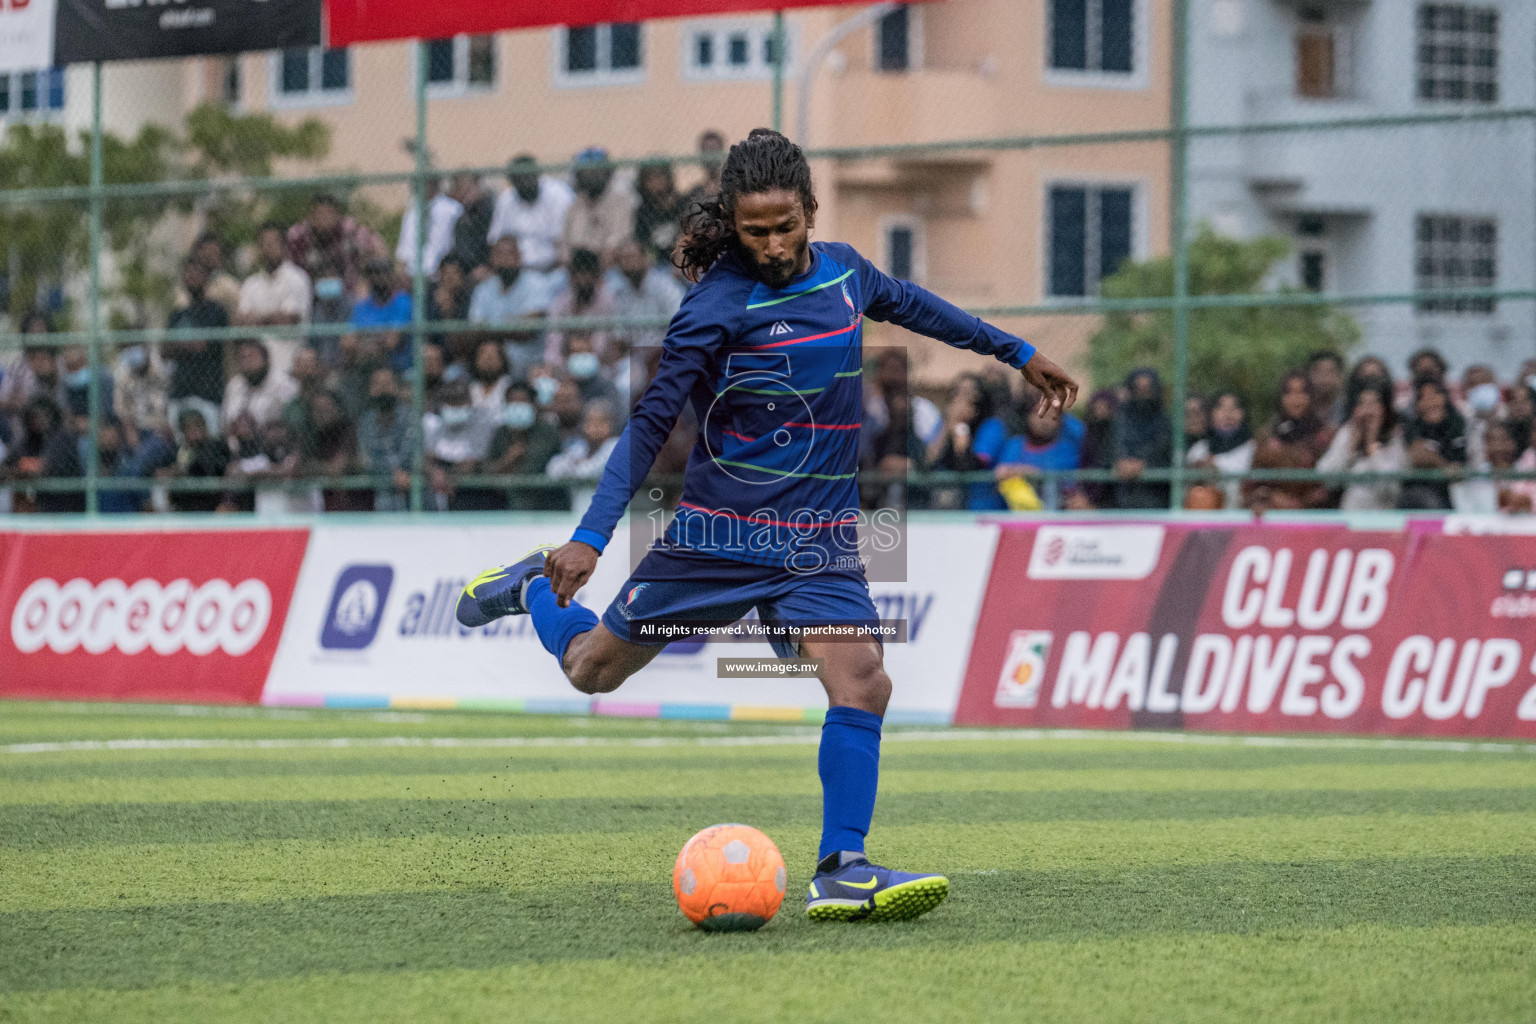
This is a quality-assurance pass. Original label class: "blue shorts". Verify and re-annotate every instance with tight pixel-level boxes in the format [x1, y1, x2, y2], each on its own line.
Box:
[601, 547, 881, 659]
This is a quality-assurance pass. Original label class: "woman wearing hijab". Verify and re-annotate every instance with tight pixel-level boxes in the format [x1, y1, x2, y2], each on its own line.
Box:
[1107, 368, 1174, 509]
[1080, 388, 1119, 509]
[1246, 371, 1335, 509]
[1317, 376, 1407, 511]
[1186, 391, 1254, 510]
[1399, 377, 1467, 510]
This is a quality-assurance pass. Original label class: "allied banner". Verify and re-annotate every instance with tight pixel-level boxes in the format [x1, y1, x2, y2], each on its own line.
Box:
[329, 0, 916, 48]
[264, 520, 997, 721]
[956, 523, 1536, 739]
[0, 0, 57, 75]
[0, 529, 308, 704]
[53, 0, 320, 64]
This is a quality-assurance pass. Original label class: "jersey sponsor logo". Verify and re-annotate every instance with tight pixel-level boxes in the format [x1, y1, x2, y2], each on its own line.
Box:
[995, 630, 1052, 708]
[769, 321, 793, 336]
[10, 577, 273, 657]
[1026, 526, 1165, 580]
[320, 565, 394, 650]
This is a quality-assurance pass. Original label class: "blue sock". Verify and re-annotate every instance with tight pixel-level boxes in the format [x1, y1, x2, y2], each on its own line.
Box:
[526, 576, 598, 664]
[817, 705, 883, 862]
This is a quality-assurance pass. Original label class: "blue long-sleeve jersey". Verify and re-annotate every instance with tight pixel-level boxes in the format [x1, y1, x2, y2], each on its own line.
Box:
[570, 241, 1036, 572]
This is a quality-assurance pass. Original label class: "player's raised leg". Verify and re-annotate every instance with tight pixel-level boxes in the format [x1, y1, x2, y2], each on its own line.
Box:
[801, 635, 949, 923]
[456, 546, 660, 693]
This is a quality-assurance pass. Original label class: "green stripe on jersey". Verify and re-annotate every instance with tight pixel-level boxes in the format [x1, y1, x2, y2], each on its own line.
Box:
[745, 269, 856, 310]
[712, 459, 858, 481]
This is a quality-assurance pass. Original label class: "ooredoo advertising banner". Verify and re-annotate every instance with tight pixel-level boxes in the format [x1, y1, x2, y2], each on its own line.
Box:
[956, 523, 1536, 739]
[0, 529, 307, 704]
[264, 520, 996, 720]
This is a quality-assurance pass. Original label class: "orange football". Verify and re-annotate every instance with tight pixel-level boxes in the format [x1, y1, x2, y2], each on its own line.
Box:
[672, 823, 787, 931]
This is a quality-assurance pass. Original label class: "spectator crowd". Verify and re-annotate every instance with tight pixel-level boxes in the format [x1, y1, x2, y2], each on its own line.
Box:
[1, 128, 1534, 516]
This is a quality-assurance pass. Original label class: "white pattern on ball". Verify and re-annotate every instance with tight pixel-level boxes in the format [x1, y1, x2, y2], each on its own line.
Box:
[680, 868, 697, 895]
[722, 840, 751, 864]
[774, 865, 786, 893]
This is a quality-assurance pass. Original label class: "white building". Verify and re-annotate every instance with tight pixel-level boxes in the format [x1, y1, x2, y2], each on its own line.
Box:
[1190, 0, 1534, 376]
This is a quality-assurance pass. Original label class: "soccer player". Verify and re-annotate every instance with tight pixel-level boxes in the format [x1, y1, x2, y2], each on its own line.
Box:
[458, 129, 1078, 922]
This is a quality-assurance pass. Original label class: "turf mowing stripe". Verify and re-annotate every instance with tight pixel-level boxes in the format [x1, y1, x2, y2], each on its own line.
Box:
[5, 729, 1534, 757]
[2, 857, 1531, 994]
[6, 787, 1532, 852]
[5, 923, 1527, 1024]
[0, 743, 1519, 784]
[5, 760, 1532, 808]
[5, 812, 1533, 913]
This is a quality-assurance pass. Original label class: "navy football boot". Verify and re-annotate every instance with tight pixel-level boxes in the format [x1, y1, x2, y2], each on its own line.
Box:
[455, 545, 558, 627]
[805, 851, 950, 923]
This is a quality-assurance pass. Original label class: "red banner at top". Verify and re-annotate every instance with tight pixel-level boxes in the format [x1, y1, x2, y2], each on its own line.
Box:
[329, 0, 884, 47]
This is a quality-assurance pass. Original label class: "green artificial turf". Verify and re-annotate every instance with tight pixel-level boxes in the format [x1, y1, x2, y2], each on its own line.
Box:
[0, 701, 1532, 1023]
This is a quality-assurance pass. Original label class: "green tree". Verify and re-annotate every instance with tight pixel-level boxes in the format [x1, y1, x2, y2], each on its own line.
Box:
[1087, 228, 1359, 423]
[0, 104, 332, 330]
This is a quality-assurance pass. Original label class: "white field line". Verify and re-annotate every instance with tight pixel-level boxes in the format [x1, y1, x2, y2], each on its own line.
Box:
[2, 728, 1532, 757]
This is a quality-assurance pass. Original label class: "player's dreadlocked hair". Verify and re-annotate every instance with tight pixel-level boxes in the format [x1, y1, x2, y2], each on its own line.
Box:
[674, 128, 819, 283]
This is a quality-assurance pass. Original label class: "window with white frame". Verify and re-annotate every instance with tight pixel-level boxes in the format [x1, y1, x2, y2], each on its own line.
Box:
[1049, 0, 1136, 76]
[1047, 184, 1135, 297]
[881, 217, 924, 284]
[0, 68, 66, 118]
[1417, 4, 1498, 103]
[684, 21, 789, 80]
[274, 47, 351, 105]
[1416, 214, 1497, 314]
[558, 22, 644, 85]
[425, 35, 497, 94]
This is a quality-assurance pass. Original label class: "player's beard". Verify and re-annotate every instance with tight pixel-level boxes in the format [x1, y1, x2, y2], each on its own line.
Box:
[754, 235, 808, 290]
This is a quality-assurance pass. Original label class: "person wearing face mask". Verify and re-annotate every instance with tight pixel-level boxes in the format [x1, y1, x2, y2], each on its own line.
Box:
[424, 379, 495, 511]
[633, 161, 689, 268]
[166, 256, 230, 404]
[222, 339, 299, 430]
[237, 222, 312, 376]
[286, 193, 385, 301]
[446, 172, 497, 280]
[1460, 365, 1503, 474]
[1108, 367, 1173, 510]
[59, 344, 112, 435]
[562, 147, 638, 267]
[113, 343, 172, 460]
[544, 249, 616, 366]
[356, 367, 415, 512]
[606, 240, 684, 352]
[0, 315, 63, 423]
[468, 237, 558, 376]
[348, 258, 414, 373]
[1399, 377, 1467, 510]
[486, 380, 563, 510]
[488, 154, 574, 275]
[563, 333, 620, 411]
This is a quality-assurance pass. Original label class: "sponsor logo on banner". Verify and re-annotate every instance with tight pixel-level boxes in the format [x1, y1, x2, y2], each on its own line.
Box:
[320, 565, 393, 650]
[995, 630, 1051, 708]
[53, 0, 320, 63]
[1027, 525, 1164, 580]
[0, 529, 307, 704]
[10, 577, 271, 656]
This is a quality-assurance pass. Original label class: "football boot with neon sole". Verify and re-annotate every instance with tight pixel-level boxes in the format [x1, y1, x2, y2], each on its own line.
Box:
[455, 545, 558, 627]
[805, 852, 949, 923]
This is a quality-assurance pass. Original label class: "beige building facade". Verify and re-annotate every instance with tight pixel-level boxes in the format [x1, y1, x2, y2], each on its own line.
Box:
[184, 0, 1170, 379]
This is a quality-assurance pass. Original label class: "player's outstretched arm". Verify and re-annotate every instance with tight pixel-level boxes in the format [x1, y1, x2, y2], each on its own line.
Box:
[846, 244, 1079, 412]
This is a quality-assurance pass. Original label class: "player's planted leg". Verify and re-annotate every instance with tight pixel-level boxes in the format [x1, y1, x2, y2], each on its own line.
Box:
[802, 638, 949, 923]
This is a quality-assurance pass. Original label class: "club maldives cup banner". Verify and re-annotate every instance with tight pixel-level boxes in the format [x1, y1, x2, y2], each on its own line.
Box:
[956, 523, 1536, 739]
[0, 529, 307, 704]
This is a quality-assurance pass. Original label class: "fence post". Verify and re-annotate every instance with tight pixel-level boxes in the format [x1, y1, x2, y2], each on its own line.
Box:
[408, 40, 429, 513]
[771, 10, 786, 133]
[85, 62, 104, 517]
[1168, 0, 1191, 511]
